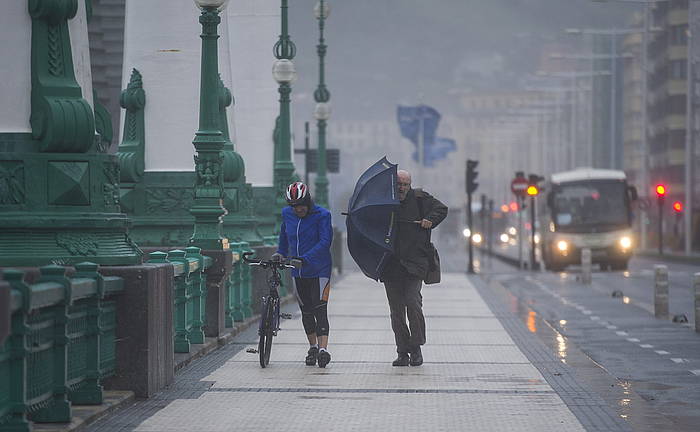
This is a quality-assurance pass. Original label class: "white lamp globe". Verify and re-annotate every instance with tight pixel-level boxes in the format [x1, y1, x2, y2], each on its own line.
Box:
[314, 1, 331, 20]
[272, 59, 297, 84]
[194, 0, 230, 11]
[314, 103, 331, 120]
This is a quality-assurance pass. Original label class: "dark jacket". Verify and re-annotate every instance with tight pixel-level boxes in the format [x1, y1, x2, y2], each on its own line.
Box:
[381, 188, 448, 281]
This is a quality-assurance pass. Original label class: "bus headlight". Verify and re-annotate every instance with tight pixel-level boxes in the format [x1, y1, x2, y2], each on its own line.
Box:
[556, 240, 568, 252]
[619, 236, 632, 249]
[472, 233, 483, 245]
[500, 233, 509, 243]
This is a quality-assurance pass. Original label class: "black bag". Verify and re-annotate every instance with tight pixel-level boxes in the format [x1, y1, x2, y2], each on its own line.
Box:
[417, 190, 441, 285]
[424, 242, 441, 284]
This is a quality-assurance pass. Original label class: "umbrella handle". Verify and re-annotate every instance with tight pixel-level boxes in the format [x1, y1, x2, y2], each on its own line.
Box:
[341, 212, 348, 216]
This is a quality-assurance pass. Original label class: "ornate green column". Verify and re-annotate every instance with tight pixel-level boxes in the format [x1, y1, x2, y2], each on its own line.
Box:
[0, 0, 141, 266]
[272, 0, 299, 218]
[313, 0, 331, 208]
[189, 2, 229, 250]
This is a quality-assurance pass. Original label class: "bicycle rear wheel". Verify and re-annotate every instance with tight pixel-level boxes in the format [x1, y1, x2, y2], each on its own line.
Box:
[259, 299, 275, 368]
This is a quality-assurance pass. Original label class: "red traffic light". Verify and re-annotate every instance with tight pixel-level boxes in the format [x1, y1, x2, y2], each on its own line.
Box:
[655, 184, 666, 197]
[673, 201, 683, 213]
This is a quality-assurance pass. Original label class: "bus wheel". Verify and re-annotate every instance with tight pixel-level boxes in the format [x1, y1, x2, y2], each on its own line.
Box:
[610, 260, 628, 271]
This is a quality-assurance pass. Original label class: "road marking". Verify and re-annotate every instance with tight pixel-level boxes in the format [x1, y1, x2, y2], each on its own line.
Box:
[626, 338, 640, 343]
[606, 325, 618, 330]
[671, 358, 688, 364]
[690, 370, 700, 376]
[590, 316, 600, 320]
[582, 310, 592, 315]
[616, 331, 628, 336]
[639, 344, 654, 349]
[655, 350, 670, 355]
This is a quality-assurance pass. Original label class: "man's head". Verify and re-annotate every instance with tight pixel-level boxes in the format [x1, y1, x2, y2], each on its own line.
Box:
[286, 181, 312, 218]
[397, 170, 411, 201]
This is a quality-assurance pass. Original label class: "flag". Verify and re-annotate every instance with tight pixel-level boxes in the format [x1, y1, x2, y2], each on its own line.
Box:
[397, 105, 456, 167]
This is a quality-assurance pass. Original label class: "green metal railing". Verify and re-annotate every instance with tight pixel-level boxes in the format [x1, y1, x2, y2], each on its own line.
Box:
[146, 248, 212, 353]
[0, 264, 123, 431]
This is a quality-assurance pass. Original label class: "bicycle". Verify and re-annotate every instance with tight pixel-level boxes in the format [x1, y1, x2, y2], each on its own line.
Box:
[242, 252, 301, 368]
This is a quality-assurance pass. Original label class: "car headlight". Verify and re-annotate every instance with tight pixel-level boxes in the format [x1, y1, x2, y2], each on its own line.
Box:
[472, 233, 483, 244]
[556, 240, 568, 252]
[500, 233, 509, 243]
[619, 236, 632, 249]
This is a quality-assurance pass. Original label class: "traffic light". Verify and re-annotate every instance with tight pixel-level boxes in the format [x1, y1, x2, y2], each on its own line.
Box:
[673, 201, 683, 213]
[655, 184, 666, 200]
[527, 174, 541, 196]
[306, 149, 318, 173]
[526, 185, 539, 196]
[466, 159, 478, 194]
[327, 149, 340, 173]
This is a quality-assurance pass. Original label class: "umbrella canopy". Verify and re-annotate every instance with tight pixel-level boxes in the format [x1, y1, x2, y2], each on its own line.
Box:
[346, 157, 400, 280]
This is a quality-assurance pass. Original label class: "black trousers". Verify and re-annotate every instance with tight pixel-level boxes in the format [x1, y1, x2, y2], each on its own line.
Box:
[383, 277, 425, 354]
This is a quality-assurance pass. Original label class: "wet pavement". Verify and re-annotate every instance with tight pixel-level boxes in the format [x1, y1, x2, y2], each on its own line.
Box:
[84, 270, 634, 432]
[485, 255, 700, 431]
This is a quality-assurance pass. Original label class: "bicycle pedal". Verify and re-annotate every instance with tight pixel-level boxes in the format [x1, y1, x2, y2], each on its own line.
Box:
[280, 313, 293, 319]
[246, 348, 258, 354]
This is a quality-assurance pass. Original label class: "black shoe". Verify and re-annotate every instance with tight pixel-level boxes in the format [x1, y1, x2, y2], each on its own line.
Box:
[392, 353, 410, 367]
[410, 347, 423, 366]
[317, 350, 331, 368]
[305, 347, 319, 366]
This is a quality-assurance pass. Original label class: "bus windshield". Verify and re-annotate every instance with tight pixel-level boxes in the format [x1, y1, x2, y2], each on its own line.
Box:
[551, 180, 630, 233]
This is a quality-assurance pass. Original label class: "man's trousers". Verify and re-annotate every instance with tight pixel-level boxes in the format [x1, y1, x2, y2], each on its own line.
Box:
[383, 276, 425, 354]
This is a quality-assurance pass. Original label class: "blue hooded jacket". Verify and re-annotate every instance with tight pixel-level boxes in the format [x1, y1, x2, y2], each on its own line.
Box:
[277, 204, 333, 278]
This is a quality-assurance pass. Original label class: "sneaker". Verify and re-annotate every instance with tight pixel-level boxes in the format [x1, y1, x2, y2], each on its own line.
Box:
[305, 346, 319, 366]
[317, 350, 331, 368]
[392, 353, 410, 367]
[410, 347, 423, 366]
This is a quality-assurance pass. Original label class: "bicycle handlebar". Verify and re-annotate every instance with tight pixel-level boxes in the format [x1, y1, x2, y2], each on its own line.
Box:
[242, 252, 302, 270]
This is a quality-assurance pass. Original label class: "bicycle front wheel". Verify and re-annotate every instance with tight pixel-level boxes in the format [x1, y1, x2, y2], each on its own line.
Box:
[259, 299, 275, 368]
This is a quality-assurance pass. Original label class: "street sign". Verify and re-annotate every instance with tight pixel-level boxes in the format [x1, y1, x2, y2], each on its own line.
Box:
[511, 177, 529, 197]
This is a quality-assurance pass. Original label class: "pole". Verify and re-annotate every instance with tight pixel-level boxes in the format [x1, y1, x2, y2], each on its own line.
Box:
[467, 192, 474, 274]
[487, 199, 494, 258]
[304, 121, 310, 185]
[654, 264, 669, 320]
[686, 2, 697, 255]
[610, 33, 618, 169]
[314, 0, 330, 208]
[518, 197, 524, 269]
[530, 195, 537, 271]
[641, 2, 649, 250]
[658, 196, 664, 255]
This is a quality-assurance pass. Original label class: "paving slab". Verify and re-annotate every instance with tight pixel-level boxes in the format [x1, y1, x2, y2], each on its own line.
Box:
[85, 272, 625, 432]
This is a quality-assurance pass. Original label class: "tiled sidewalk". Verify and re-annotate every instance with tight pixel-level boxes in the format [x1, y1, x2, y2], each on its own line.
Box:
[87, 273, 599, 432]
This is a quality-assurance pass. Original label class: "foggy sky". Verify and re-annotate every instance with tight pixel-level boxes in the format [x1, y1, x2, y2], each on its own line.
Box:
[288, 0, 633, 123]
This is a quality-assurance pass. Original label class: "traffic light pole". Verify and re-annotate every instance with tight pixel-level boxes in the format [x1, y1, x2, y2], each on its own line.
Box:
[530, 195, 537, 271]
[658, 197, 664, 255]
[467, 191, 474, 274]
[518, 196, 524, 270]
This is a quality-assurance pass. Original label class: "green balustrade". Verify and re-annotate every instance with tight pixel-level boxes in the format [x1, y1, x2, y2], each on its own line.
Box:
[0, 264, 123, 431]
[240, 242, 254, 318]
[227, 242, 244, 326]
[185, 247, 207, 344]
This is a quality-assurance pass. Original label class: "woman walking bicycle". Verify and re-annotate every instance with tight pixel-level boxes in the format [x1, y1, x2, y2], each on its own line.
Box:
[272, 182, 334, 368]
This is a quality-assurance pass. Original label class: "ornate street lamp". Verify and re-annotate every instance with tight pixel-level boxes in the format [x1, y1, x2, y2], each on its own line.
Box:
[189, 0, 230, 250]
[314, 0, 331, 208]
[272, 0, 298, 212]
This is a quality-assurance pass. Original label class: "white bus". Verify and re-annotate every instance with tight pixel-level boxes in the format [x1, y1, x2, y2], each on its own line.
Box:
[539, 168, 637, 271]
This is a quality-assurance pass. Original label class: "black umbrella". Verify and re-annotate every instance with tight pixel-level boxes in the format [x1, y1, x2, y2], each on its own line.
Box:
[345, 157, 400, 280]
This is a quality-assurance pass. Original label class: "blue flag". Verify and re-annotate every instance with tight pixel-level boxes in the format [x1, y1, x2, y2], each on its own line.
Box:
[397, 105, 456, 167]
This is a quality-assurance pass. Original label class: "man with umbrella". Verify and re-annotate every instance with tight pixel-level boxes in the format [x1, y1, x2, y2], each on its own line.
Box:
[380, 170, 447, 366]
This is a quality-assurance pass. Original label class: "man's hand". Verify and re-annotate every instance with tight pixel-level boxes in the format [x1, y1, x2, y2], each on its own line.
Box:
[270, 253, 284, 262]
[419, 219, 433, 229]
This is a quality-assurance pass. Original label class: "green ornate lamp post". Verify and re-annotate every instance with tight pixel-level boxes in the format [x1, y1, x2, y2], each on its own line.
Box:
[272, 0, 298, 212]
[313, 0, 331, 208]
[189, 0, 230, 250]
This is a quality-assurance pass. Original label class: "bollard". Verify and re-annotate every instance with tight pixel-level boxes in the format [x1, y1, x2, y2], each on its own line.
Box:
[695, 272, 700, 333]
[654, 265, 669, 320]
[581, 248, 592, 285]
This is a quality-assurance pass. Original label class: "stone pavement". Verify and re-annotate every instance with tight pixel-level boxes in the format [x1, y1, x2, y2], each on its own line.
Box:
[86, 272, 628, 432]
